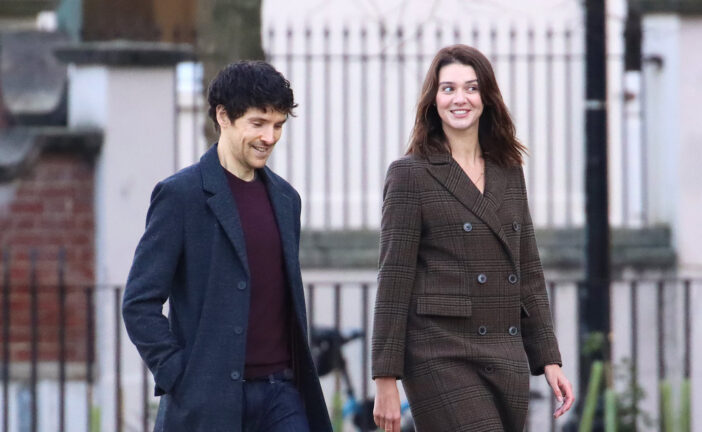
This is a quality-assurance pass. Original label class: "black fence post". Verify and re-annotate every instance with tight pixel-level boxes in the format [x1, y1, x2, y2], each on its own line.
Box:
[548, 281, 557, 432]
[2, 248, 10, 432]
[85, 287, 95, 432]
[307, 283, 315, 342]
[143, 361, 149, 432]
[630, 280, 639, 427]
[30, 249, 38, 432]
[361, 284, 369, 403]
[333, 283, 341, 334]
[683, 280, 691, 379]
[58, 248, 67, 432]
[580, 1, 611, 429]
[114, 287, 123, 432]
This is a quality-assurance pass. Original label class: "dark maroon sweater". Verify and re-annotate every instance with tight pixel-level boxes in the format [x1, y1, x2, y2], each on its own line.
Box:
[224, 168, 291, 378]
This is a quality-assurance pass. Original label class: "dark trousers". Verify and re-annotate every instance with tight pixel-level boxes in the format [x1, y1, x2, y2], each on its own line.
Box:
[242, 373, 310, 432]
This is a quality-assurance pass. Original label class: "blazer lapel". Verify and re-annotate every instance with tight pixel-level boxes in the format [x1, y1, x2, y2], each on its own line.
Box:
[200, 145, 250, 278]
[426, 153, 515, 266]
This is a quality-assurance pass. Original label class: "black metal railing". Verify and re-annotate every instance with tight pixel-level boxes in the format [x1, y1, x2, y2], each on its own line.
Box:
[1, 248, 697, 431]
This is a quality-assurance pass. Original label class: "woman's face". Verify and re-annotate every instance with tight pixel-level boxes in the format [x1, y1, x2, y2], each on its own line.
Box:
[435, 63, 483, 134]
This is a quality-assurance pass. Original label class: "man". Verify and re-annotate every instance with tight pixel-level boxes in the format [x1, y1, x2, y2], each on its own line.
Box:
[122, 61, 332, 432]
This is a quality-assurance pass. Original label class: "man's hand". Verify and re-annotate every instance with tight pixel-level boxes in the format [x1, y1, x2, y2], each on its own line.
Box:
[544, 364, 575, 418]
[373, 377, 402, 431]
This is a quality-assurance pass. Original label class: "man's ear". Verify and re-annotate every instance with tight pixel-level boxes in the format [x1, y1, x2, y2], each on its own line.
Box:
[216, 105, 230, 128]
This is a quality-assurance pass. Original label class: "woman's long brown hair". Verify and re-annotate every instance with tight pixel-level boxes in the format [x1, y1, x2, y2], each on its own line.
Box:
[406, 44, 526, 167]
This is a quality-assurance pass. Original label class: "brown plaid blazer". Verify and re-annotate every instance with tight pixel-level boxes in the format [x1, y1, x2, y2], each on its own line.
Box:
[372, 154, 562, 432]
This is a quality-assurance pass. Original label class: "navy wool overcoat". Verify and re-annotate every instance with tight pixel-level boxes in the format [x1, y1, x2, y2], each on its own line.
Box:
[123, 145, 332, 432]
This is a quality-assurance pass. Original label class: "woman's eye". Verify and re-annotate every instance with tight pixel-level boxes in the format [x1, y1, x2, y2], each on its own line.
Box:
[441, 86, 453, 92]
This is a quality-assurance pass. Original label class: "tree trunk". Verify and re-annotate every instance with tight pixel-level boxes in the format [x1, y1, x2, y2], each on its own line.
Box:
[196, 0, 264, 142]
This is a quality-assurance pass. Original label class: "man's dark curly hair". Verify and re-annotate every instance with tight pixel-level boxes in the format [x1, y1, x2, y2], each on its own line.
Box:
[207, 60, 297, 133]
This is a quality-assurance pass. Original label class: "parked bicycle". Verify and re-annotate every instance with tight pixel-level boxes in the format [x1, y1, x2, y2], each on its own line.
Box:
[311, 327, 415, 432]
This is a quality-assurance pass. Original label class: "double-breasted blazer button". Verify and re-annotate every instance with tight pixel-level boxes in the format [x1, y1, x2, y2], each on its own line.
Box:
[477, 273, 487, 284]
[230, 371, 240, 380]
[478, 325, 487, 335]
[234, 326, 244, 335]
[508, 274, 518, 284]
[463, 222, 473, 232]
[237, 281, 247, 290]
[508, 326, 519, 336]
[512, 221, 521, 232]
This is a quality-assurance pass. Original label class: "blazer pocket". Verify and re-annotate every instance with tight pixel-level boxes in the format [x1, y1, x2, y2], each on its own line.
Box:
[520, 302, 531, 318]
[416, 295, 472, 317]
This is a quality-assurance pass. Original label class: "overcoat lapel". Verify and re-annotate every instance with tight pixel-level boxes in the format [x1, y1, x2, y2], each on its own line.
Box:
[426, 153, 515, 266]
[200, 145, 250, 278]
[260, 167, 297, 281]
[260, 167, 307, 317]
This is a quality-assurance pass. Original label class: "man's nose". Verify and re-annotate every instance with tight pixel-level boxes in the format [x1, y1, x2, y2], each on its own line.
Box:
[260, 127, 276, 144]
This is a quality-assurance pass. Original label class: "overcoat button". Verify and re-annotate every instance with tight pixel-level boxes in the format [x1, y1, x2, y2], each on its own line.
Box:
[463, 222, 473, 232]
[478, 325, 487, 335]
[513, 221, 521, 231]
[230, 371, 240, 380]
[477, 273, 487, 284]
[237, 281, 247, 290]
[234, 326, 243, 335]
[508, 274, 518, 284]
[509, 326, 519, 336]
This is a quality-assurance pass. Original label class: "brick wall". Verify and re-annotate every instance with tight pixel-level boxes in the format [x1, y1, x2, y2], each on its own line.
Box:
[0, 151, 94, 364]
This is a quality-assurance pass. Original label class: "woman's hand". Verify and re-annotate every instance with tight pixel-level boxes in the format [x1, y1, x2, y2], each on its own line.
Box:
[373, 377, 402, 431]
[544, 364, 574, 418]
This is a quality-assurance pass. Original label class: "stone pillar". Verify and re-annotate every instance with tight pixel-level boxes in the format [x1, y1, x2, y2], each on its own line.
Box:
[56, 41, 193, 432]
[678, 17, 702, 432]
[643, 14, 702, 431]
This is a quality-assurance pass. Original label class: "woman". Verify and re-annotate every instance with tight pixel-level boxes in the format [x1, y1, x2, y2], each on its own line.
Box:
[372, 45, 574, 432]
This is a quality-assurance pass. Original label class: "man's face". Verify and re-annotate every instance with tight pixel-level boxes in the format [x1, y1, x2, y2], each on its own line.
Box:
[217, 106, 287, 175]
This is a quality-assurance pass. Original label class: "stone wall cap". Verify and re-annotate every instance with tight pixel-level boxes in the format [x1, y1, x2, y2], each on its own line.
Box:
[0, 126, 102, 182]
[632, 0, 702, 15]
[299, 228, 676, 270]
[54, 40, 195, 66]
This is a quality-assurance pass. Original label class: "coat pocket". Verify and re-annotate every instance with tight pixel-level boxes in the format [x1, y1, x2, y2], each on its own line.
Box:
[416, 295, 472, 317]
[520, 302, 531, 318]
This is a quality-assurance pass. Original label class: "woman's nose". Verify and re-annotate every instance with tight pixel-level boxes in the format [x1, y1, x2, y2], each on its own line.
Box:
[453, 90, 468, 104]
